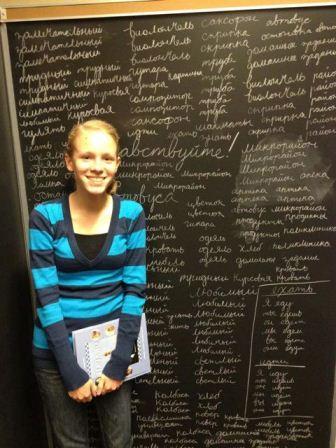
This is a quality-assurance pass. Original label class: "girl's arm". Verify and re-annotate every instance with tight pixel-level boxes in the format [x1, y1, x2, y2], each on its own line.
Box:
[29, 204, 89, 391]
[103, 202, 146, 380]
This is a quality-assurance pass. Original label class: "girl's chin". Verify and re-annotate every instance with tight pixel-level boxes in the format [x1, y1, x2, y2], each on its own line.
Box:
[78, 185, 109, 195]
[75, 178, 114, 195]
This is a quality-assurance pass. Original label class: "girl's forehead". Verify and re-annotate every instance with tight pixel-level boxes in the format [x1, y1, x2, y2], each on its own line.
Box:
[77, 129, 113, 143]
[74, 129, 117, 151]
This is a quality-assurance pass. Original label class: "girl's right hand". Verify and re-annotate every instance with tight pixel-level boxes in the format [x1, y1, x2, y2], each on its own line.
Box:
[68, 379, 97, 403]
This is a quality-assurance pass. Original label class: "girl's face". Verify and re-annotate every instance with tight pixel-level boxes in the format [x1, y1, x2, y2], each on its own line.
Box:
[65, 129, 120, 195]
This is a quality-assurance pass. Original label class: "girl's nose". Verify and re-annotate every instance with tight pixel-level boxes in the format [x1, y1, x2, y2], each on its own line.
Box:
[91, 159, 103, 172]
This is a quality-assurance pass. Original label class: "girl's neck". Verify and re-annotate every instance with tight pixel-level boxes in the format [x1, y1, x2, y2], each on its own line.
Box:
[70, 190, 112, 214]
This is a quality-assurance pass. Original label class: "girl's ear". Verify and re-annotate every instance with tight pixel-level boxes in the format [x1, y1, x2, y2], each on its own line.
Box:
[64, 153, 74, 172]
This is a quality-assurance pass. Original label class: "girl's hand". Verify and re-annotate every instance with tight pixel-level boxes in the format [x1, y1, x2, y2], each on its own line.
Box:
[96, 374, 123, 396]
[68, 379, 97, 403]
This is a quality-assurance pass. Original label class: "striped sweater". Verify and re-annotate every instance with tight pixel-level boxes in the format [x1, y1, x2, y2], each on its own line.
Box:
[29, 194, 146, 391]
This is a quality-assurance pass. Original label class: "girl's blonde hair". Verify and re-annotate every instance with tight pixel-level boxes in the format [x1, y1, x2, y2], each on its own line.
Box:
[66, 119, 120, 194]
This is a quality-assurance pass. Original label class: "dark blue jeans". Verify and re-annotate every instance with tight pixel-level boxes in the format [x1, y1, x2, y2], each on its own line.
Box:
[35, 367, 132, 448]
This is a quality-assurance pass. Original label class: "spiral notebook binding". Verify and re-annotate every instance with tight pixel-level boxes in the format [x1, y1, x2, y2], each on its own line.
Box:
[84, 342, 93, 378]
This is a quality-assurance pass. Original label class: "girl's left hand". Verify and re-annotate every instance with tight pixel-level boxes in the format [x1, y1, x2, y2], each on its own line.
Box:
[95, 374, 123, 396]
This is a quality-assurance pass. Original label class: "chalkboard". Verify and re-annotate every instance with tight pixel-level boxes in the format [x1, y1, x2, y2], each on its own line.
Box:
[0, 40, 48, 448]
[6, 6, 336, 447]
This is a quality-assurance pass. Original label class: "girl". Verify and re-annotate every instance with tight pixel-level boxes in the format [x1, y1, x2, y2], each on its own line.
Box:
[29, 119, 146, 447]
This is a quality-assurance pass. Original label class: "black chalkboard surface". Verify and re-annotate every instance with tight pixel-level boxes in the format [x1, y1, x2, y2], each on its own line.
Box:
[6, 6, 336, 447]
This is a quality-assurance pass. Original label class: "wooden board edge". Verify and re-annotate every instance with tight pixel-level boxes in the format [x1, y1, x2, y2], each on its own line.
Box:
[3, 0, 336, 22]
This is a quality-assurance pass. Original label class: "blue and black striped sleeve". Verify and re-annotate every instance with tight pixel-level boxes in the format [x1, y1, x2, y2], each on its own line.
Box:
[103, 202, 146, 380]
[29, 205, 89, 391]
